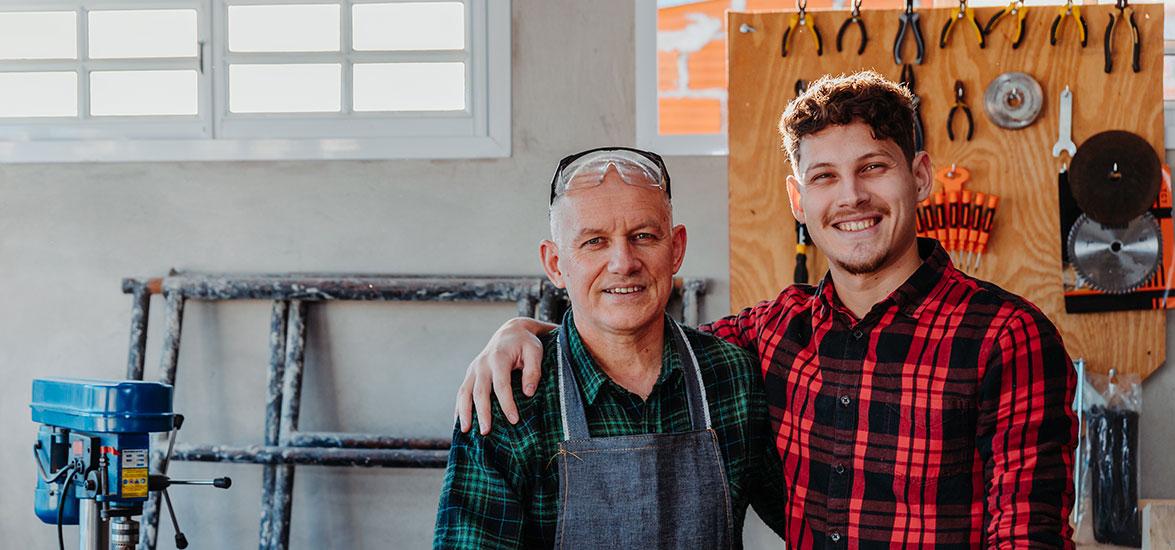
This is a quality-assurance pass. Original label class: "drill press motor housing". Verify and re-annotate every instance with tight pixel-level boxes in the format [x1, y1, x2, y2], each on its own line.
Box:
[31, 378, 174, 548]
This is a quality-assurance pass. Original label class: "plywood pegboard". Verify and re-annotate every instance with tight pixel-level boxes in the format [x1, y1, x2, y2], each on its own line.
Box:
[728, 3, 1166, 379]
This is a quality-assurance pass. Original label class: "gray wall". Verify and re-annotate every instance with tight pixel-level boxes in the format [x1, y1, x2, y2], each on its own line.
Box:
[1, 1, 1170, 548]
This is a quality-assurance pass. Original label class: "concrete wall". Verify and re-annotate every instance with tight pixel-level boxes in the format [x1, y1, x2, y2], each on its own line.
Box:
[0, 1, 1170, 548]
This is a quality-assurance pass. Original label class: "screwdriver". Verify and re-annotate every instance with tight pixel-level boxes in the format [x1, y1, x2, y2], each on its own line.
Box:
[947, 190, 960, 261]
[932, 192, 949, 246]
[915, 199, 928, 237]
[965, 191, 986, 268]
[974, 194, 1000, 270]
[958, 189, 973, 267]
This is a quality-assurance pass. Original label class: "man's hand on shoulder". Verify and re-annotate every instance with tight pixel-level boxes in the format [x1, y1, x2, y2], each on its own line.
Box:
[456, 317, 554, 435]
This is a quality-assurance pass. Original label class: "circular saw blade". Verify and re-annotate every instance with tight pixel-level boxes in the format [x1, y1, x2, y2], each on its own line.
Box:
[1069, 131, 1161, 226]
[1067, 213, 1162, 294]
[983, 72, 1043, 129]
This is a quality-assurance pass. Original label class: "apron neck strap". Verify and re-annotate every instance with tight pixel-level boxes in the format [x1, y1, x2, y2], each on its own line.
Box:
[557, 313, 711, 441]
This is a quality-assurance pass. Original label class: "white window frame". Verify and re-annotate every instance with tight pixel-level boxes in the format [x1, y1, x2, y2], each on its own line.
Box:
[0, 0, 511, 163]
[635, 0, 728, 157]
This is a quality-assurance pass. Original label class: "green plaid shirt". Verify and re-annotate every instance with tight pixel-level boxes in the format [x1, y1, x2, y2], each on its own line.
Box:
[434, 314, 787, 549]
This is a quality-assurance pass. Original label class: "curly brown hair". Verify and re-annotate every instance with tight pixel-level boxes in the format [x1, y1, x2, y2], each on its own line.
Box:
[779, 71, 917, 169]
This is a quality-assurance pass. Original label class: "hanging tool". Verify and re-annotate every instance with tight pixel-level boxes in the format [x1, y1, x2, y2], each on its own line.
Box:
[783, 0, 823, 57]
[1104, 0, 1140, 73]
[932, 192, 948, 245]
[837, 0, 868, 54]
[899, 64, 925, 152]
[965, 191, 987, 267]
[940, 0, 985, 49]
[1050, 0, 1088, 48]
[793, 79, 812, 285]
[1068, 213, 1161, 293]
[947, 80, 974, 141]
[893, 0, 924, 65]
[1051, 85, 1076, 158]
[959, 189, 973, 265]
[984, 72, 1043, 129]
[1069, 130, 1161, 226]
[983, 0, 1028, 49]
[974, 194, 1000, 270]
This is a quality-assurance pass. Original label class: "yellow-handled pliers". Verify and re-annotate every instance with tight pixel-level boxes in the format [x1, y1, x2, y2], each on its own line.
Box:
[940, 0, 985, 49]
[983, 0, 1027, 49]
[782, 0, 823, 57]
[1050, 0, 1087, 47]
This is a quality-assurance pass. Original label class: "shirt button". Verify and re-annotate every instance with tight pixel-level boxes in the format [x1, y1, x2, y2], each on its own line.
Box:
[839, 395, 851, 407]
[829, 530, 842, 542]
[852, 330, 863, 339]
[834, 463, 845, 474]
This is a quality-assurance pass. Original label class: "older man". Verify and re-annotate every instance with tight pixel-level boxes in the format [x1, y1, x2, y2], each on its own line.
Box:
[434, 148, 785, 549]
[457, 73, 1078, 548]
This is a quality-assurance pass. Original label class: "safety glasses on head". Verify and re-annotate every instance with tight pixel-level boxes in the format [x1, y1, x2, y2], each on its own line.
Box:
[549, 147, 670, 205]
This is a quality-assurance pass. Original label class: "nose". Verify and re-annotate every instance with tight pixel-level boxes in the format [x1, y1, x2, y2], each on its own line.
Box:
[833, 173, 870, 208]
[607, 240, 641, 275]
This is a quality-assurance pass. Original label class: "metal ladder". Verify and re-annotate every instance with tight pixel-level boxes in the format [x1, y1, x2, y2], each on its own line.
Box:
[121, 272, 707, 550]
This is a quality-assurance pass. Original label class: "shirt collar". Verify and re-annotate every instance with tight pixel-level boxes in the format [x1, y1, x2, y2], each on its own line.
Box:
[815, 237, 951, 320]
[564, 311, 681, 405]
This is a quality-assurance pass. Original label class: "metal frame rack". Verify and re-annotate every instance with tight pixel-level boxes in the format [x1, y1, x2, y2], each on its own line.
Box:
[121, 272, 707, 550]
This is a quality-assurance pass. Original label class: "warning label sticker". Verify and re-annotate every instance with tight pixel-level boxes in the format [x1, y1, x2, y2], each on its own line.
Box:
[121, 468, 149, 498]
[122, 449, 148, 469]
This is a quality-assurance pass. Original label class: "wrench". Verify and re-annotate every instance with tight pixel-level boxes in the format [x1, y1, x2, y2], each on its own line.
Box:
[1052, 85, 1076, 157]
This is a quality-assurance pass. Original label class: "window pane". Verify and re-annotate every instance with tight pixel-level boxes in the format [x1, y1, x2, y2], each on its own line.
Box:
[0, 72, 77, 117]
[230, 64, 340, 113]
[91, 70, 198, 116]
[89, 10, 197, 59]
[353, 2, 464, 51]
[0, 12, 76, 60]
[353, 62, 465, 111]
[228, 4, 340, 52]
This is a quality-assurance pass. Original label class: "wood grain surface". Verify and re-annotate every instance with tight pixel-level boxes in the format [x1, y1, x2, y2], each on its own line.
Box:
[727, 3, 1166, 379]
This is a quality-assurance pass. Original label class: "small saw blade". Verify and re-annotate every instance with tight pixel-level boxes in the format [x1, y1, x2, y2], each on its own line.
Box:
[983, 72, 1043, 129]
[1067, 213, 1162, 294]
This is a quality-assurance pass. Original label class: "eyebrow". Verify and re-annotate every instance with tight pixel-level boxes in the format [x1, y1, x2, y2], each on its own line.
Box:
[803, 150, 897, 175]
[570, 221, 663, 241]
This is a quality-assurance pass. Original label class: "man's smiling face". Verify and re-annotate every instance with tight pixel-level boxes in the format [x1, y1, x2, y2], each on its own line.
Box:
[786, 120, 931, 277]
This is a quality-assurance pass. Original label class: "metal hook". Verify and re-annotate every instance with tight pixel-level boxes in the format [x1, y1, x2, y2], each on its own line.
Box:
[948, 163, 958, 177]
[739, 23, 756, 33]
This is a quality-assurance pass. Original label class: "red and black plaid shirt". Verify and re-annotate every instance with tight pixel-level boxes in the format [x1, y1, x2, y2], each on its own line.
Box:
[702, 238, 1076, 549]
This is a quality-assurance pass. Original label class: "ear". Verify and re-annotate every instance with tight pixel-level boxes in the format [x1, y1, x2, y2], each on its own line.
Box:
[911, 151, 933, 202]
[540, 239, 566, 288]
[785, 173, 807, 224]
[670, 224, 688, 274]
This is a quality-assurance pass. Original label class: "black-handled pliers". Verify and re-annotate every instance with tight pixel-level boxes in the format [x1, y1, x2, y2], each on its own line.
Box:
[893, 0, 924, 65]
[947, 80, 974, 141]
[837, 0, 868, 55]
[1104, 0, 1140, 73]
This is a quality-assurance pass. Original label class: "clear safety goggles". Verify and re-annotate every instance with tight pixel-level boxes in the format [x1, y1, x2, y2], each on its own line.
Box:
[549, 147, 671, 204]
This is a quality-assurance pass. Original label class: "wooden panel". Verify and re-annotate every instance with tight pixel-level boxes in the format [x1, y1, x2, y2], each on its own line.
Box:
[728, 4, 1166, 379]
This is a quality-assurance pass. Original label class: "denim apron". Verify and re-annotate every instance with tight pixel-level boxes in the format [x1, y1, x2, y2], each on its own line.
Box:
[552, 318, 734, 549]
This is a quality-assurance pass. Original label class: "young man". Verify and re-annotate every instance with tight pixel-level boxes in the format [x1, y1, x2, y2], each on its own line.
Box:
[434, 148, 785, 549]
[455, 72, 1078, 548]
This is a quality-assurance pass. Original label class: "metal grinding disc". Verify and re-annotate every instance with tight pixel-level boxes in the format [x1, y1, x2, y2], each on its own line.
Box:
[1070, 131, 1161, 226]
[1067, 213, 1161, 294]
[983, 72, 1043, 129]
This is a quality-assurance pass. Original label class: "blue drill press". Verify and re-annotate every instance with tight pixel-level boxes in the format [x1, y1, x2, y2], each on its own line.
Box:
[31, 378, 230, 550]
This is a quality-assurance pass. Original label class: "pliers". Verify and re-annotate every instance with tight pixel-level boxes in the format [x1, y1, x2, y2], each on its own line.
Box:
[947, 80, 973, 141]
[983, 0, 1027, 49]
[940, 0, 985, 49]
[1104, 0, 1140, 73]
[893, 0, 924, 65]
[899, 64, 925, 152]
[782, 0, 823, 57]
[1050, 0, 1087, 47]
[837, 0, 868, 55]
